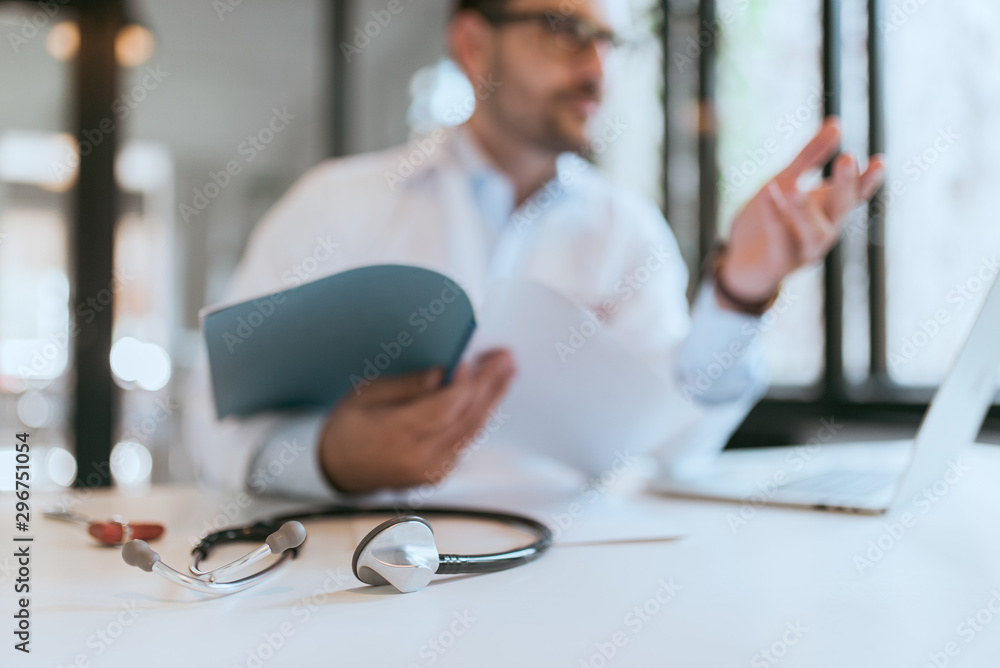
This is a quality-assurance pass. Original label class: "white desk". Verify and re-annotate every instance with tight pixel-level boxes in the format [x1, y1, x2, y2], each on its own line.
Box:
[9, 444, 1000, 668]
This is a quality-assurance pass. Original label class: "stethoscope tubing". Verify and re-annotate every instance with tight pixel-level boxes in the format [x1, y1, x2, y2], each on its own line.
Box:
[194, 505, 554, 578]
[171, 550, 296, 594]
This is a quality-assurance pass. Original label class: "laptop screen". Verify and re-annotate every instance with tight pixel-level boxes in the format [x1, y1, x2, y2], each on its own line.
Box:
[893, 271, 1000, 505]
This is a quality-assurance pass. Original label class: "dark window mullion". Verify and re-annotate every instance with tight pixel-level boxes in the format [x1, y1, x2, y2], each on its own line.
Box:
[697, 0, 719, 266]
[822, 0, 845, 400]
[660, 1, 670, 223]
[329, 1, 351, 158]
[867, 0, 888, 380]
[72, 0, 122, 488]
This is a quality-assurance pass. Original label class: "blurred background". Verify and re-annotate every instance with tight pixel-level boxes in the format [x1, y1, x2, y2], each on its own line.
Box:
[1, 0, 998, 491]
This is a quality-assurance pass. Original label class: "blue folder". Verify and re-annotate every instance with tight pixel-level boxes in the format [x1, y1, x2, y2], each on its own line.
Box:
[202, 264, 477, 419]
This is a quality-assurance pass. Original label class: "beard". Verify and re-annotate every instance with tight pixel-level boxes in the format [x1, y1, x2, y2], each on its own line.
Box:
[485, 57, 603, 156]
[541, 83, 603, 155]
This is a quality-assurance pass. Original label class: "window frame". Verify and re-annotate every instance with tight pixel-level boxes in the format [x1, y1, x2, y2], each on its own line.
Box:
[660, 0, 1000, 444]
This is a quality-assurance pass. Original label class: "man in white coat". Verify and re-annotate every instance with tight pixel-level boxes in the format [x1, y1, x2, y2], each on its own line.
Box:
[185, 0, 884, 498]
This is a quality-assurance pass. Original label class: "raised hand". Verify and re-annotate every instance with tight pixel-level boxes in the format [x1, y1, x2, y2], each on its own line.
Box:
[717, 117, 886, 308]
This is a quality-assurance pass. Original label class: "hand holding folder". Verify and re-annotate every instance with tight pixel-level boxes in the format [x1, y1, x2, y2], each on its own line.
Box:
[202, 263, 690, 479]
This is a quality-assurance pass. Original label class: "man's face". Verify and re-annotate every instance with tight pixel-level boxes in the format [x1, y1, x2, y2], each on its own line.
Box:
[474, 0, 612, 154]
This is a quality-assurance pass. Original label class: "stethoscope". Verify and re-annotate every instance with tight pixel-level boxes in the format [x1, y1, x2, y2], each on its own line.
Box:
[121, 505, 553, 595]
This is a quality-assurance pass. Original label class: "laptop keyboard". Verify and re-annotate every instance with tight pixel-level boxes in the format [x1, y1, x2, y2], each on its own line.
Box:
[777, 470, 895, 497]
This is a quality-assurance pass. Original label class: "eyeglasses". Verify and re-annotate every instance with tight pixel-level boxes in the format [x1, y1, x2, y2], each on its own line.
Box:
[480, 10, 623, 56]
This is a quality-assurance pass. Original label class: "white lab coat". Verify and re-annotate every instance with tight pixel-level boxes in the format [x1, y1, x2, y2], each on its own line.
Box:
[184, 125, 767, 499]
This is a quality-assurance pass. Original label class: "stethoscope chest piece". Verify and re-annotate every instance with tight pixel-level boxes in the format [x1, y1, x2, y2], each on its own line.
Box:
[352, 516, 440, 594]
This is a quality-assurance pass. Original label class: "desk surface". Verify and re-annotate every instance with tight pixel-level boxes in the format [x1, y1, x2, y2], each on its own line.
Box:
[7, 444, 1000, 668]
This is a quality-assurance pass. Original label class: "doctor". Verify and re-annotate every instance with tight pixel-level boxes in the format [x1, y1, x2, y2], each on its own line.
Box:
[185, 0, 884, 497]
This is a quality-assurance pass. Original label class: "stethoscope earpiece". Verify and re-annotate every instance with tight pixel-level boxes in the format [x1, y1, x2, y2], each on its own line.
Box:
[121, 521, 306, 595]
[122, 538, 161, 571]
[265, 521, 308, 554]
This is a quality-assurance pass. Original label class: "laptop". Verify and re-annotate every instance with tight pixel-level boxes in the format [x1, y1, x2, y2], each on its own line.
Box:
[652, 271, 1000, 515]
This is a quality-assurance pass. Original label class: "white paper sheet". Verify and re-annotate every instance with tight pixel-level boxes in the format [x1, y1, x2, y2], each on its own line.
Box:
[464, 279, 705, 479]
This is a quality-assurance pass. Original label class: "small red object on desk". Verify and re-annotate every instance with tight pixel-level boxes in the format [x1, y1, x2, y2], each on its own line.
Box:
[87, 520, 165, 545]
[43, 508, 166, 546]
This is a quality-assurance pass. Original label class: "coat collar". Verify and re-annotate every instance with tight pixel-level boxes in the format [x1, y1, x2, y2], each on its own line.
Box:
[397, 123, 590, 199]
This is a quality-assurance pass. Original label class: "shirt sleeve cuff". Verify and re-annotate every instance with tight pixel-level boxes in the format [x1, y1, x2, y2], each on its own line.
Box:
[249, 411, 341, 500]
[677, 281, 769, 405]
